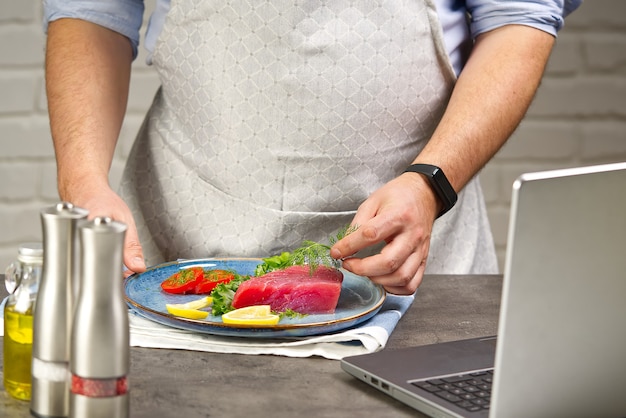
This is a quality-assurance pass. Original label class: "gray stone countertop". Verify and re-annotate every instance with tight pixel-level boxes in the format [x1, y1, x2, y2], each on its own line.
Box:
[1, 274, 502, 418]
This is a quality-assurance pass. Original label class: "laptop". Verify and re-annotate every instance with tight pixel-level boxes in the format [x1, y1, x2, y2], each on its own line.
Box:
[341, 162, 626, 418]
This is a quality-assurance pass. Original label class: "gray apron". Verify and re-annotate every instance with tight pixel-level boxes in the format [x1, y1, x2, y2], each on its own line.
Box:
[120, 0, 498, 274]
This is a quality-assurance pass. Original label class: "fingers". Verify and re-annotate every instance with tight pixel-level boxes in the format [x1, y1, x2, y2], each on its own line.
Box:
[330, 221, 384, 260]
[123, 226, 146, 274]
[340, 230, 414, 275]
[111, 203, 145, 275]
[380, 256, 427, 295]
[342, 246, 427, 295]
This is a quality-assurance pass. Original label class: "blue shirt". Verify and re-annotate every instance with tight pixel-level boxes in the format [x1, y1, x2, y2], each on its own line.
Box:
[43, 0, 582, 73]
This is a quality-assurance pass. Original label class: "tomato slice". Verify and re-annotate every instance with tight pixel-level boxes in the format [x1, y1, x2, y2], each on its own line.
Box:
[194, 269, 236, 294]
[161, 267, 204, 294]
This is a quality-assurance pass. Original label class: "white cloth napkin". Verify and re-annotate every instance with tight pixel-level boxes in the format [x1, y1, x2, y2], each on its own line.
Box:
[1, 294, 414, 360]
[129, 293, 414, 360]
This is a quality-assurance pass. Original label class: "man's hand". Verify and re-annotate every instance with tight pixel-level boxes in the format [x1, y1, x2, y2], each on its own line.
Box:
[64, 182, 146, 276]
[330, 173, 439, 294]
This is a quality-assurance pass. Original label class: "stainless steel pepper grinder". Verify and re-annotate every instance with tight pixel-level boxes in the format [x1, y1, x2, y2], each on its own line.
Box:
[31, 202, 88, 418]
[70, 216, 129, 418]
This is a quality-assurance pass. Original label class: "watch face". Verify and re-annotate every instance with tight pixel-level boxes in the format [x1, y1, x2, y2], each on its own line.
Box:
[435, 170, 457, 202]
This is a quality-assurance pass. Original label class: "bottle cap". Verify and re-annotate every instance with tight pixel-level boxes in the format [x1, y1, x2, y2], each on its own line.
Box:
[17, 242, 44, 265]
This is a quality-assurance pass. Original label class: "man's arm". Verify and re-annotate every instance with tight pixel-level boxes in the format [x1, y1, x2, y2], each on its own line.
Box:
[414, 24, 555, 193]
[331, 25, 555, 294]
[46, 18, 145, 272]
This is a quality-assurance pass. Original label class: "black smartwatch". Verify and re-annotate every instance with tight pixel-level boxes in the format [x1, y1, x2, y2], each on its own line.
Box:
[403, 164, 457, 218]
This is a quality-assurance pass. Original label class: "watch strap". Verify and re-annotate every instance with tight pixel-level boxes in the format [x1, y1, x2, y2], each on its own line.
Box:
[403, 164, 458, 218]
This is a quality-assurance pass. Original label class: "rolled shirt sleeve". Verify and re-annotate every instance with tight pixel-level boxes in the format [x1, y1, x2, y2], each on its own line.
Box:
[467, 0, 583, 39]
[43, 0, 145, 59]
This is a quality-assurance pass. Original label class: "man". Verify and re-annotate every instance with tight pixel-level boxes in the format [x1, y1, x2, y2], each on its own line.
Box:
[43, 0, 581, 294]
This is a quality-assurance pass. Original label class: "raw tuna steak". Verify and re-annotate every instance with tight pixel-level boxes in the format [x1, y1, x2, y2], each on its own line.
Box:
[231, 265, 343, 314]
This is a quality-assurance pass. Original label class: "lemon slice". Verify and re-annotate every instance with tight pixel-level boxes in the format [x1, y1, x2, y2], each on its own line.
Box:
[222, 305, 280, 325]
[166, 296, 213, 319]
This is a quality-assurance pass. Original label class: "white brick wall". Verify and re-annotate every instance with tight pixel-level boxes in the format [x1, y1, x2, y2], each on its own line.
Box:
[1, 1, 624, 271]
[484, 0, 626, 266]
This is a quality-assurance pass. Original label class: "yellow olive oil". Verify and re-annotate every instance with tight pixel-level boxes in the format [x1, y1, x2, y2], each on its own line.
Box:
[3, 304, 33, 401]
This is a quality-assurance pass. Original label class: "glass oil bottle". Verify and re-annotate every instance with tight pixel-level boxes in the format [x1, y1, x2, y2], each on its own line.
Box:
[3, 242, 43, 400]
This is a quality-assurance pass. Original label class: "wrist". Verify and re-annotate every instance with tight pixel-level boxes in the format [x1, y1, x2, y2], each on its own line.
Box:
[403, 164, 457, 218]
[57, 170, 110, 204]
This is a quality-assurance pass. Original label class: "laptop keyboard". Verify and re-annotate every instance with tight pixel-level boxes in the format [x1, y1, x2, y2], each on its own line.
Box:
[410, 369, 493, 413]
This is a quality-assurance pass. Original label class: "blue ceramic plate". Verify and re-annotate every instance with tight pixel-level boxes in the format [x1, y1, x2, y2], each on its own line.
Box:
[124, 258, 386, 338]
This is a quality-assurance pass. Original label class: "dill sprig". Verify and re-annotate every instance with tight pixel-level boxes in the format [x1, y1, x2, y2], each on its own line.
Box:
[288, 224, 358, 272]
[252, 225, 359, 276]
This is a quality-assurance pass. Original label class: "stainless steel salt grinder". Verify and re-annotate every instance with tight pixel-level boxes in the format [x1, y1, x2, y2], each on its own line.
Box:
[31, 202, 88, 418]
[70, 216, 129, 418]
